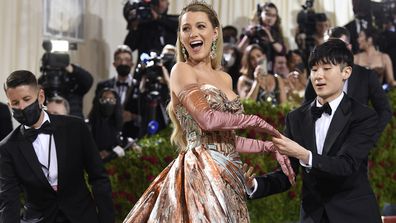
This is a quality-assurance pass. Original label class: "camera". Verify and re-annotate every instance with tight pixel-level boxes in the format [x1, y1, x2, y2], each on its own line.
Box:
[123, 0, 155, 24]
[244, 25, 271, 54]
[40, 40, 70, 98]
[296, 0, 317, 58]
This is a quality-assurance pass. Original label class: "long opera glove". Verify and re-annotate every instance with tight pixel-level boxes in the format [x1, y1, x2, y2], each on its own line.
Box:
[178, 84, 281, 137]
[235, 136, 296, 185]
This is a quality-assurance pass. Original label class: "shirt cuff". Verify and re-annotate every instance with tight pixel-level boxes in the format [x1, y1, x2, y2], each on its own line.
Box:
[247, 178, 258, 197]
[299, 151, 312, 168]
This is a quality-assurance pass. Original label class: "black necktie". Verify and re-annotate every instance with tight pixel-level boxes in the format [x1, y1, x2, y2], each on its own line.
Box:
[311, 102, 332, 121]
[23, 121, 54, 142]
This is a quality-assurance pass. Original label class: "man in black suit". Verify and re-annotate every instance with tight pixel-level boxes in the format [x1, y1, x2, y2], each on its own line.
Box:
[0, 102, 12, 140]
[344, 0, 372, 54]
[304, 26, 392, 142]
[95, 45, 141, 139]
[248, 40, 382, 222]
[0, 70, 115, 223]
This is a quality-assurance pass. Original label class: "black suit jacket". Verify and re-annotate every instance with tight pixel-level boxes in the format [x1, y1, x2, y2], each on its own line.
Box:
[0, 114, 114, 223]
[253, 95, 381, 223]
[304, 64, 392, 142]
[0, 102, 12, 141]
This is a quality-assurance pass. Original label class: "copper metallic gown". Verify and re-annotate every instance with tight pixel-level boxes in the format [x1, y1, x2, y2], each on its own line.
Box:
[124, 84, 250, 223]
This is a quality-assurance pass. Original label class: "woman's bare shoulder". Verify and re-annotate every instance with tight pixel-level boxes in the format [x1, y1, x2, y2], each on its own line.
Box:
[170, 62, 198, 96]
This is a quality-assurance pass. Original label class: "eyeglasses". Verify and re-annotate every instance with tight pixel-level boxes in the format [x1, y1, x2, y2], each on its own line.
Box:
[99, 98, 117, 105]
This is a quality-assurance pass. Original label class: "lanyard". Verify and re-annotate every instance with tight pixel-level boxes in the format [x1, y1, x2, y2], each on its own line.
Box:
[39, 134, 52, 181]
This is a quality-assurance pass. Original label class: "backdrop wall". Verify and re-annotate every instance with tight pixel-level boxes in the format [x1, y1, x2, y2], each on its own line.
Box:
[0, 0, 353, 117]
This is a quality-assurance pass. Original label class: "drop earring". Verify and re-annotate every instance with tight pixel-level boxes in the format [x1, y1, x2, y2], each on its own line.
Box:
[210, 40, 217, 59]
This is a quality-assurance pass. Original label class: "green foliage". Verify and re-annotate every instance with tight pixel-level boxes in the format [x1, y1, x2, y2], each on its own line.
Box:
[107, 90, 396, 223]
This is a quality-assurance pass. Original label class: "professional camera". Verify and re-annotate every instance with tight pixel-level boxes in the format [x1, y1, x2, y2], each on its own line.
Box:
[296, 0, 317, 59]
[40, 40, 70, 98]
[123, 0, 155, 23]
[137, 52, 175, 95]
[136, 51, 173, 135]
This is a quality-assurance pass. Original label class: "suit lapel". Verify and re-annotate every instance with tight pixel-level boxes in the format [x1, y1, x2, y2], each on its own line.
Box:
[301, 102, 317, 153]
[18, 127, 51, 187]
[50, 115, 67, 190]
[322, 96, 351, 155]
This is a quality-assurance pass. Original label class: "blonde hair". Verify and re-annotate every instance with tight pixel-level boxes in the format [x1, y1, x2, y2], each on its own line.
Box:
[169, 1, 223, 150]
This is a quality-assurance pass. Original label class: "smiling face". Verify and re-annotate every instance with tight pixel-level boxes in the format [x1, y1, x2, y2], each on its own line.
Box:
[310, 63, 351, 103]
[179, 11, 218, 64]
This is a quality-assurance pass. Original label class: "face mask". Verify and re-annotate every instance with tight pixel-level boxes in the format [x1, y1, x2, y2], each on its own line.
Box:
[100, 103, 115, 117]
[223, 53, 236, 68]
[116, 65, 131, 77]
[12, 99, 42, 126]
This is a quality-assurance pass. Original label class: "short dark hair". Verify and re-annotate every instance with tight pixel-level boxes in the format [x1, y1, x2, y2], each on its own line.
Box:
[113, 45, 133, 61]
[4, 70, 38, 92]
[47, 96, 70, 114]
[308, 39, 353, 69]
[327, 26, 351, 43]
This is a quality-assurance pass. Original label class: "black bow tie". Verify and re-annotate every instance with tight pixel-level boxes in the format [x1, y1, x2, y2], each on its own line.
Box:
[116, 81, 129, 87]
[311, 102, 332, 121]
[23, 121, 54, 142]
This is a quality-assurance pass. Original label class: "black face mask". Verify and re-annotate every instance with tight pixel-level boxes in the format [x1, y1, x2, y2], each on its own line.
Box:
[12, 99, 42, 127]
[116, 65, 131, 77]
[100, 103, 115, 117]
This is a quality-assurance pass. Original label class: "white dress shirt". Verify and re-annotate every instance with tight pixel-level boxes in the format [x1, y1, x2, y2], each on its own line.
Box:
[301, 92, 345, 167]
[25, 112, 58, 190]
[115, 74, 133, 105]
[248, 93, 345, 197]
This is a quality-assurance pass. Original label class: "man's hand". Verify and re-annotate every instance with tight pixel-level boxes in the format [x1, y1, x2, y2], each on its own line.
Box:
[242, 163, 256, 190]
[273, 134, 310, 164]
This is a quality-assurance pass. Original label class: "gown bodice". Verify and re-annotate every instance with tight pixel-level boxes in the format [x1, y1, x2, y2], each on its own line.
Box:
[175, 84, 243, 157]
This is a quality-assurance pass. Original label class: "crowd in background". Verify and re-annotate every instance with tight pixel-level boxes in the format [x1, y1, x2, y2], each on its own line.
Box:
[1, 0, 395, 162]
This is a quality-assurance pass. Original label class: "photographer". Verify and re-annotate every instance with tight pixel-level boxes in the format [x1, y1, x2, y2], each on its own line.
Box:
[123, 0, 178, 58]
[95, 45, 141, 139]
[137, 45, 174, 136]
[39, 63, 93, 119]
[238, 2, 286, 65]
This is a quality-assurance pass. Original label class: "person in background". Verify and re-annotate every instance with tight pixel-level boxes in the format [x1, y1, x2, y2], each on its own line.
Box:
[222, 43, 242, 92]
[237, 44, 267, 98]
[89, 88, 124, 161]
[344, 0, 373, 54]
[95, 45, 141, 139]
[0, 102, 13, 141]
[46, 96, 70, 115]
[354, 28, 396, 87]
[304, 26, 392, 143]
[39, 63, 93, 119]
[313, 13, 330, 46]
[222, 25, 239, 44]
[0, 70, 114, 223]
[123, 0, 178, 58]
[238, 2, 286, 63]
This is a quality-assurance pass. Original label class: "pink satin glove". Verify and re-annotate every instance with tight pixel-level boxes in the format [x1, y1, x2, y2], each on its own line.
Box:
[235, 136, 296, 185]
[178, 84, 281, 137]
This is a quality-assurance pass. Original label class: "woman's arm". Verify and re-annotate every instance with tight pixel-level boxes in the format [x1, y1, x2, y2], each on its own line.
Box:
[383, 53, 396, 87]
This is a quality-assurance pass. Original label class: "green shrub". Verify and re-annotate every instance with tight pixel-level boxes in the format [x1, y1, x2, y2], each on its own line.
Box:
[107, 89, 396, 223]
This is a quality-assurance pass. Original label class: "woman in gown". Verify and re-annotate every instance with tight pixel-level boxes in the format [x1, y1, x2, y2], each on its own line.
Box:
[123, 1, 295, 222]
[354, 28, 396, 87]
